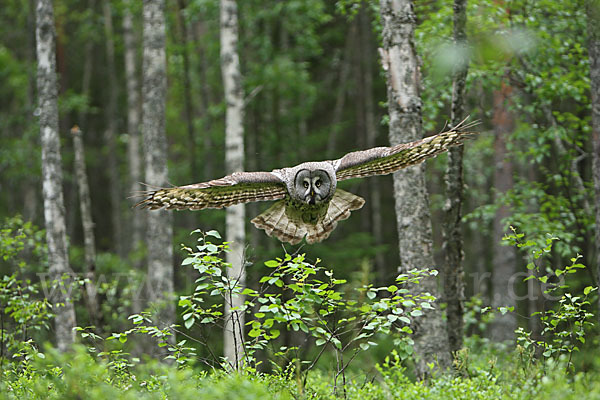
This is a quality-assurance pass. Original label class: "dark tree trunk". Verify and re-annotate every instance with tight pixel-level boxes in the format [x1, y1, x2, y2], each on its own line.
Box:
[379, 0, 451, 377]
[103, 1, 124, 257]
[175, 0, 199, 181]
[359, 6, 386, 283]
[194, 20, 214, 181]
[142, 0, 174, 339]
[36, 0, 76, 351]
[491, 81, 517, 342]
[71, 126, 101, 327]
[352, 16, 370, 234]
[78, 0, 96, 129]
[24, 0, 39, 223]
[442, 0, 468, 356]
[326, 24, 355, 159]
[587, 0, 600, 318]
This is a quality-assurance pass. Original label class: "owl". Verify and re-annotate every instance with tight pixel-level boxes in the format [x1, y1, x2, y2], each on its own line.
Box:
[136, 123, 477, 245]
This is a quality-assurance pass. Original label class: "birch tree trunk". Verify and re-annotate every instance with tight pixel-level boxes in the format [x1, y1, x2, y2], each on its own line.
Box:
[379, 0, 451, 377]
[586, 0, 600, 319]
[123, 0, 144, 254]
[220, 0, 246, 370]
[142, 0, 174, 334]
[36, 0, 76, 351]
[491, 81, 517, 342]
[103, 0, 124, 257]
[442, 0, 468, 355]
[71, 126, 101, 326]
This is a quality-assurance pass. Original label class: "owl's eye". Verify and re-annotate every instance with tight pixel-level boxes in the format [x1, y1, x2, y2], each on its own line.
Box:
[303, 181, 309, 188]
[315, 180, 321, 188]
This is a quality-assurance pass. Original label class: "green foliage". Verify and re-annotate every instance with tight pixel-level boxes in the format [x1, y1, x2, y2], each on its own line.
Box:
[176, 230, 435, 388]
[2, 223, 600, 399]
[0, 217, 53, 361]
[504, 227, 596, 370]
[2, 0, 600, 397]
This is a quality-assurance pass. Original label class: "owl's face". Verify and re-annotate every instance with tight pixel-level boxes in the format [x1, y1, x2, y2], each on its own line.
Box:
[294, 169, 332, 205]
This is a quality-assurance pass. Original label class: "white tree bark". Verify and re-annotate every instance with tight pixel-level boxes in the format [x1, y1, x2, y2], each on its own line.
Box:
[220, 0, 246, 370]
[142, 0, 174, 335]
[36, 0, 76, 351]
[123, 0, 144, 253]
[379, 0, 451, 377]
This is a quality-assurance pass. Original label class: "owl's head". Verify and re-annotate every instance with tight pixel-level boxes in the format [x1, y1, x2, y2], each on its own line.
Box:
[294, 168, 334, 205]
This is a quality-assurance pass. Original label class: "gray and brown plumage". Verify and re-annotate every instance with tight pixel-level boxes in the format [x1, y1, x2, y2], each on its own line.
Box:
[135, 122, 477, 245]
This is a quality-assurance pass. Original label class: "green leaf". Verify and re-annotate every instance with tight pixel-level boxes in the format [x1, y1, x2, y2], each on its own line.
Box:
[206, 230, 221, 239]
[367, 291, 376, 299]
[543, 350, 552, 357]
[184, 318, 194, 329]
[498, 306, 514, 315]
[269, 329, 280, 339]
[248, 329, 261, 338]
[332, 338, 342, 350]
[410, 309, 423, 317]
[315, 339, 326, 346]
[584, 286, 595, 295]
[242, 288, 257, 296]
[264, 260, 279, 268]
[182, 257, 195, 266]
[359, 343, 370, 351]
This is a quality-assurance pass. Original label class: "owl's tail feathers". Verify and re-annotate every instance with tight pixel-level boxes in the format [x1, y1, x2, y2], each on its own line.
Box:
[251, 189, 365, 245]
[251, 200, 305, 245]
[306, 189, 365, 243]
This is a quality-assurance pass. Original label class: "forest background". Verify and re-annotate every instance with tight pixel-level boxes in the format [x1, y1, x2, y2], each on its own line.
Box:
[1, 0, 600, 398]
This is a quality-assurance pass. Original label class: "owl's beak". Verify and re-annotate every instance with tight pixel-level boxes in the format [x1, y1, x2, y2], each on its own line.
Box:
[308, 190, 316, 205]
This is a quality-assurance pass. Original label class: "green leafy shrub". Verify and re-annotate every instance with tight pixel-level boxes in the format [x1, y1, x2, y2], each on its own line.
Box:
[504, 227, 596, 370]
[176, 230, 437, 390]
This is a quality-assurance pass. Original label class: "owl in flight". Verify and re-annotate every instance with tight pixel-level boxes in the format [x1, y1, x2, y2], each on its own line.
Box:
[136, 122, 477, 245]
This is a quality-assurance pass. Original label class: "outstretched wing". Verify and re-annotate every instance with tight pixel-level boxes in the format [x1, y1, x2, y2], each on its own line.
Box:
[134, 171, 287, 210]
[333, 121, 478, 181]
